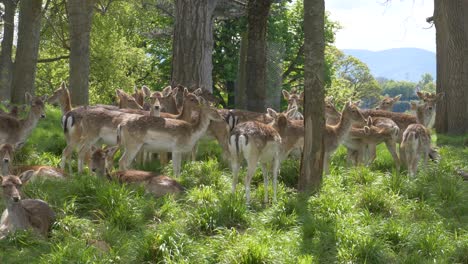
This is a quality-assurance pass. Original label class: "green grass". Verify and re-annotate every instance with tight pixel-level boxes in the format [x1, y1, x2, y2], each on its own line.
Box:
[1, 106, 468, 263]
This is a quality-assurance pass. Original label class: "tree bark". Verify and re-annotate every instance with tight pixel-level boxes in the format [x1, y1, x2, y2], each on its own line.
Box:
[433, 0, 468, 135]
[0, 0, 17, 101]
[235, 31, 247, 109]
[245, 0, 272, 112]
[67, 0, 95, 106]
[171, 0, 218, 93]
[11, 0, 42, 103]
[299, 0, 325, 191]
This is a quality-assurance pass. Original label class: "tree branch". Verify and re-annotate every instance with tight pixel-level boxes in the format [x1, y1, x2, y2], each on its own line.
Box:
[282, 43, 304, 80]
[37, 55, 70, 63]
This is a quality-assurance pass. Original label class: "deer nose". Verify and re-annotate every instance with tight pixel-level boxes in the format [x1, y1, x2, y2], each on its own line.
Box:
[12, 197, 20, 202]
[41, 114, 46, 118]
[428, 106, 433, 110]
[91, 168, 96, 172]
[3, 158, 9, 163]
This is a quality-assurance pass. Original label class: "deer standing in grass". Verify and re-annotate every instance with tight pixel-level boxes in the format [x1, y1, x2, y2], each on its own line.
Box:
[0, 170, 55, 239]
[118, 103, 223, 176]
[229, 120, 282, 205]
[89, 146, 183, 197]
[323, 101, 366, 174]
[0, 93, 47, 147]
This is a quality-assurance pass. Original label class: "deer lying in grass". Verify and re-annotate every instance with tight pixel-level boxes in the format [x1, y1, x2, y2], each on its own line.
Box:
[0, 170, 55, 239]
[118, 103, 223, 176]
[282, 89, 304, 120]
[0, 143, 66, 180]
[323, 101, 366, 174]
[229, 120, 282, 205]
[0, 93, 47, 147]
[89, 146, 183, 197]
[375, 94, 402, 111]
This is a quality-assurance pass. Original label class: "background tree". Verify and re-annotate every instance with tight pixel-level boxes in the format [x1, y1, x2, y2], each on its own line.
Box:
[432, 0, 468, 135]
[171, 0, 219, 93]
[11, 0, 42, 103]
[299, 0, 325, 191]
[67, 0, 95, 106]
[245, 0, 272, 112]
[417, 73, 436, 94]
[0, 0, 17, 101]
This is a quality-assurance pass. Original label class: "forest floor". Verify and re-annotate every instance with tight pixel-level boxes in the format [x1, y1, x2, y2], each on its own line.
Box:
[1, 107, 467, 263]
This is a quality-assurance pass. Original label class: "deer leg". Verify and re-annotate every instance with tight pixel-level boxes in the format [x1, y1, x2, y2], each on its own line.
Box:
[159, 152, 169, 166]
[366, 143, 377, 166]
[272, 155, 280, 203]
[385, 141, 400, 173]
[245, 155, 259, 205]
[261, 163, 269, 204]
[172, 152, 182, 177]
[230, 156, 240, 194]
[191, 143, 198, 161]
[119, 144, 142, 171]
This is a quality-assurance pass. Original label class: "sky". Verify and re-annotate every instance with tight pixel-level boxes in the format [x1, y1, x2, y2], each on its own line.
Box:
[325, 0, 436, 52]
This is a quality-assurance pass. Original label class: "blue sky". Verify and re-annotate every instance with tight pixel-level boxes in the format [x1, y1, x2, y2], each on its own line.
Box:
[325, 0, 436, 52]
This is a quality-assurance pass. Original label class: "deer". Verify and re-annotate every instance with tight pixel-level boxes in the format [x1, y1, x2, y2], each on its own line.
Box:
[0, 93, 47, 147]
[282, 89, 304, 120]
[375, 94, 402, 111]
[400, 101, 432, 177]
[0, 170, 56, 239]
[89, 146, 184, 197]
[228, 120, 282, 205]
[117, 103, 224, 176]
[323, 101, 367, 174]
[131, 85, 152, 109]
[266, 107, 304, 161]
[116, 89, 143, 110]
[345, 117, 401, 170]
[0, 143, 16, 176]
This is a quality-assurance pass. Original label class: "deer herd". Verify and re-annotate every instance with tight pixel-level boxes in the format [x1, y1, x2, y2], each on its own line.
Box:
[0, 82, 444, 238]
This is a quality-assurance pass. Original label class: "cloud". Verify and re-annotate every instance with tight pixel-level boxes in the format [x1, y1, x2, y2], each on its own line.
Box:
[326, 0, 435, 52]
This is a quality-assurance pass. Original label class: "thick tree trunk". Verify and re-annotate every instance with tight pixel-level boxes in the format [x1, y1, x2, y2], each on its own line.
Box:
[0, 0, 17, 101]
[11, 0, 42, 103]
[171, 0, 218, 93]
[265, 41, 284, 111]
[235, 31, 247, 109]
[299, 0, 325, 191]
[434, 0, 468, 135]
[67, 0, 95, 106]
[245, 0, 272, 112]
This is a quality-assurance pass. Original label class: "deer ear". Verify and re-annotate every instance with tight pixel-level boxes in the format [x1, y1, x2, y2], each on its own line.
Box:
[171, 87, 179, 97]
[183, 88, 189, 97]
[410, 101, 418, 110]
[25, 92, 33, 103]
[266, 108, 277, 118]
[193, 88, 203, 96]
[105, 146, 119, 158]
[367, 116, 372, 126]
[282, 90, 290, 100]
[364, 126, 371, 135]
[436, 92, 445, 102]
[162, 86, 172, 97]
[41, 95, 48, 102]
[142, 86, 151, 97]
[300, 91, 304, 101]
[394, 94, 402, 101]
[416, 91, 425, 100]
[286, 106, 297, 118]
[60, 81, 67, 90]
[19, 170, 35, 184]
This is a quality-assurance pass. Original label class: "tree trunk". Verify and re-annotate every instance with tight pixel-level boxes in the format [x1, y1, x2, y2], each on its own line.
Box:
[171, 0, 218, 93]
[67, 0, 95, 106]
[235, 31, 247, 109]
[11, 0, 42, 103]
[433, 0, 468, 135]
[265, 41, 284, 111]
[245, 0, 272, 112]
[0, 0, 17, 101]
[299, 0, 325, 191]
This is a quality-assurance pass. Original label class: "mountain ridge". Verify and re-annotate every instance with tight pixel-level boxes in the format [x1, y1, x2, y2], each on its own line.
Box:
[342, 48, 436, 82]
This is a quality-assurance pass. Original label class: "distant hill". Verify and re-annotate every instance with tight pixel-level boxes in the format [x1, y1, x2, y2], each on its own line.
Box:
[342, 48, 436, 82]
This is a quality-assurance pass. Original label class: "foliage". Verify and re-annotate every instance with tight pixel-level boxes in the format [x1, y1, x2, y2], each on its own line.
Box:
[1, 105, 468, 263]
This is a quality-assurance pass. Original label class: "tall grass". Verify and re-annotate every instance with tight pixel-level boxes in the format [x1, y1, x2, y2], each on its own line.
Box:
[1, 106, 467, 263]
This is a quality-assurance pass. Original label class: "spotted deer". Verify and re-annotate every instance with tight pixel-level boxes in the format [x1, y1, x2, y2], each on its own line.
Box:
[375, 94, 402, 111]
[266, 108, 304, 161]
[0, 93, 47, 147]
[229, 121, 282, 205]
[323, 101, 366, 174]
[89, 146, 183, 197]
[282, 89, 304, 120]
[0, 170, 55, 239]
[400, 115, 431, 178]
[118, 104, 223, 176]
